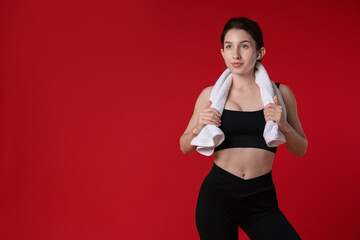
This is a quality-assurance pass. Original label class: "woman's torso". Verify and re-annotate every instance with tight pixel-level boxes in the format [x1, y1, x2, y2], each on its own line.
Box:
[213, 83, 279, 180]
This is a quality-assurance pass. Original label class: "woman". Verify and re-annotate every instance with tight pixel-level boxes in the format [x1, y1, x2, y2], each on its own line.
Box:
[179, 17, 307, 240]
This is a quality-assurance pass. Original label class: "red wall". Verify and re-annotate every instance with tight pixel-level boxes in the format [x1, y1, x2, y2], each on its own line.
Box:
[1, 0, 359, 239]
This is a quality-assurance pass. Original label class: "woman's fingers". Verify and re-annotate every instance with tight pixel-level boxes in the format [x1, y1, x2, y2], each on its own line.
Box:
[195, 101, 222, 133]
[264, 101, 284, 123]
[203, 107, 221, 117]
[273, 95, 279, 105]
[264, 104, 282, 113]
[199, 113, 221, 125]
[204, 100, 221, 117]
[206, 100, 212, 109]
[200, 120, 221, 126]
[264, 103, 277, 109]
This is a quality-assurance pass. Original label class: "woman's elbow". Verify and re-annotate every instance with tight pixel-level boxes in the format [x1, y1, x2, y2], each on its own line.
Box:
[180, 144, 188, 154]
[296, 150, 306, 157]
[181, 149, 190, 155]
[180, 146, 193, 155]
[179, 137, 193, 155]
[296, 139, 308, 157]
[179, 140, 186, 154]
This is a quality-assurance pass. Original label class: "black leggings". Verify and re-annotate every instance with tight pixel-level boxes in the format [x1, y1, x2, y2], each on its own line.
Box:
[195, 163, 301, 240]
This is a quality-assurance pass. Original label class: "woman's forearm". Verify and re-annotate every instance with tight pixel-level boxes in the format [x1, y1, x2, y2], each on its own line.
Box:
[180, 127, 199, 154]
[282, 122, 308, 157]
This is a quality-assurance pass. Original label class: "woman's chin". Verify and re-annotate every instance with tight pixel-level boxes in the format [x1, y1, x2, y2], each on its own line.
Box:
[231, 68, 251, 76]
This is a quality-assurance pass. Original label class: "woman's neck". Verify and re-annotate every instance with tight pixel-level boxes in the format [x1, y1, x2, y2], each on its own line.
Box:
[231, 71, 256, 90]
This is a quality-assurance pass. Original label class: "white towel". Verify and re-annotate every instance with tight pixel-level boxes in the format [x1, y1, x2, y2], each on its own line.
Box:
[190, 62, 287, 156]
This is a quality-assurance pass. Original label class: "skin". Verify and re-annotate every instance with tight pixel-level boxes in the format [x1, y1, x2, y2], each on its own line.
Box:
[179, 29, 308, 180]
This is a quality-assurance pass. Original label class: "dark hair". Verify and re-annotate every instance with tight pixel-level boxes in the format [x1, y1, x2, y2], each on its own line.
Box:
[220, 17, 264, 65]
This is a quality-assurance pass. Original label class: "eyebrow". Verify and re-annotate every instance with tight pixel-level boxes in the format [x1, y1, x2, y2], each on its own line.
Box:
[224, 40, 251, 44]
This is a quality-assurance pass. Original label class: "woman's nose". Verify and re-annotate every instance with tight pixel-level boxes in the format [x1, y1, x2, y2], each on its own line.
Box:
[232, 50, 241, 59]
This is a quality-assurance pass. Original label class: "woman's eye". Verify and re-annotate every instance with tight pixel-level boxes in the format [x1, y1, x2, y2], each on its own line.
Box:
[225, 45, 248, 49]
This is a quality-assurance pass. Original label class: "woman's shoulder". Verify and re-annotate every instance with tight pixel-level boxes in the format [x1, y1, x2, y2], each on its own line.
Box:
[203, 85, 214, 93]
[201, 85, 213, 92]
[193, 86, 214, 109]
[277, 83, 298, 111]
[278, 83, 295, 99]
[198, 85, 213, 100]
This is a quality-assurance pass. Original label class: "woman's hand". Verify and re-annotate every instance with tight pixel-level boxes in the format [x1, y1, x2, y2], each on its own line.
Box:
[264, 95, 290, 133]
[193, 101, 221, 134]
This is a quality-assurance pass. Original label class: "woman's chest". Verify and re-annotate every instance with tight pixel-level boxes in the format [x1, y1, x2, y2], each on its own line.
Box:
[219, 109, 266, 136]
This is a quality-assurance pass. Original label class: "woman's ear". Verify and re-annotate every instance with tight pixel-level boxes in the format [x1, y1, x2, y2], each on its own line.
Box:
[259, 47, 266, 59]
[220, 48, 224, 59]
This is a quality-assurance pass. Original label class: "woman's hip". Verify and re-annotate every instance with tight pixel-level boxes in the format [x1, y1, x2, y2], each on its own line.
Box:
[202, 162, 276, 199]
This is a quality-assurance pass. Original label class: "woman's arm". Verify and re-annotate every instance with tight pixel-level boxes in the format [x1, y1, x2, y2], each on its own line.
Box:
[279, 84, 308, 157]
[179, 86, 220, 154]
[264, 84, 307, 157]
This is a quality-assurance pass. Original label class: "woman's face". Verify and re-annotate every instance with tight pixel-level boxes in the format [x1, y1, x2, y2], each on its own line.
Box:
[220, 29, 263, 76]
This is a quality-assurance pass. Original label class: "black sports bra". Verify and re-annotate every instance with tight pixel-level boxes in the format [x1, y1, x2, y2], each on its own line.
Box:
[214, 83, 281, 154]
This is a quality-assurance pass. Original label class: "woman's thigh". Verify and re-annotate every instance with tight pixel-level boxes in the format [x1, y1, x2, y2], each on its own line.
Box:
[236, 187, 301, 240]
[195, 180, 238, 240]
[242, 210, 301, 240]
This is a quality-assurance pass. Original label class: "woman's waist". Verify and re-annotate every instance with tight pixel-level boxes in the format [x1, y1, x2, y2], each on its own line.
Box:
[213, 147, 275, 179]
[203, 161, 276, 199]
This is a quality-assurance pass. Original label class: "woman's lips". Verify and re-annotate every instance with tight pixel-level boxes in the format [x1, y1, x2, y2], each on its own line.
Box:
[232, 62, 243, 67]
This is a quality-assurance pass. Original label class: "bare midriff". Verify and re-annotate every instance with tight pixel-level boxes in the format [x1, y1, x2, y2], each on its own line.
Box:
[213, 148, 275, 180]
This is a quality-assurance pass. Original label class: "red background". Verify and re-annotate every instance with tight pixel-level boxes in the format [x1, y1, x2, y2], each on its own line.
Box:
[1, 0, 360, 239]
